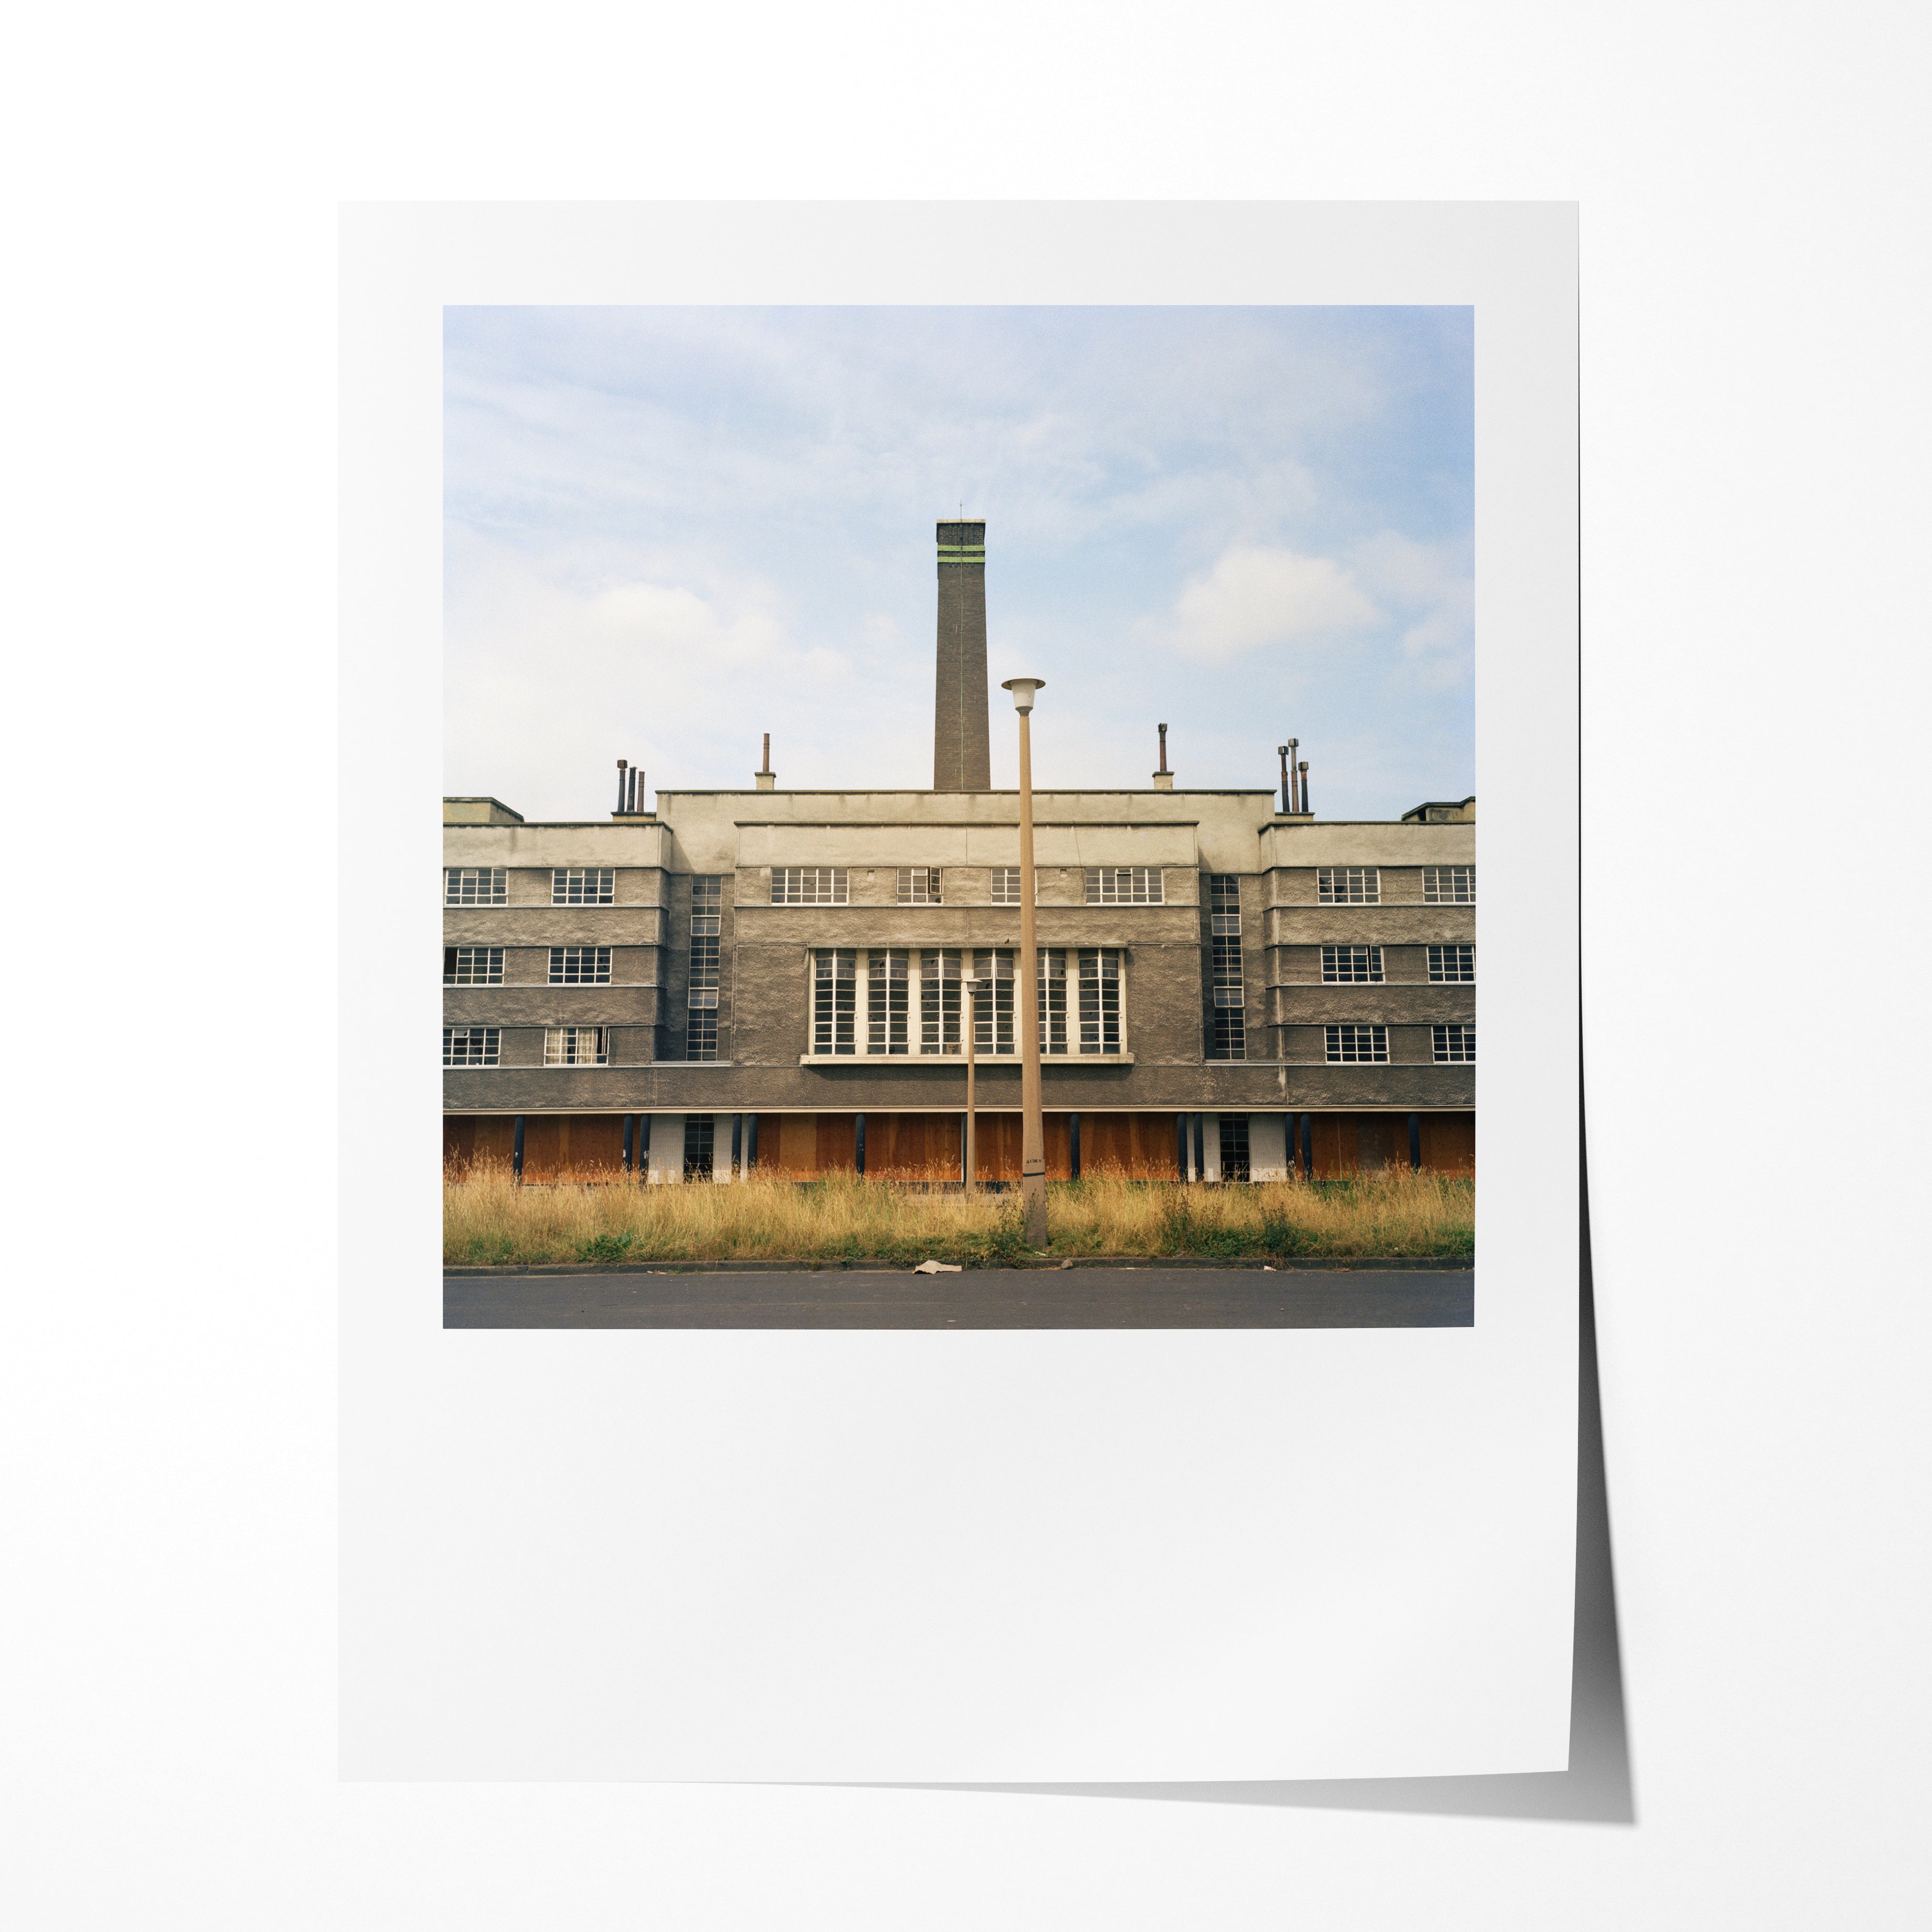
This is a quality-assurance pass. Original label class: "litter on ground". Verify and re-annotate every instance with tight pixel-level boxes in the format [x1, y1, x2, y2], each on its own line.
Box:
[913, 1259, 963, 1274]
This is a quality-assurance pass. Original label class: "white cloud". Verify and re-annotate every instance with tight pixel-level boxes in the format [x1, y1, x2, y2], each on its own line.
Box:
[443, 542, 869, 817]
[1145, 544, 1380, 664]
[1350, 531, 1474, 691]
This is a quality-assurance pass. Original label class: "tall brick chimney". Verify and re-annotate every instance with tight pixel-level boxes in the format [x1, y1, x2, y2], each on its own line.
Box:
[933, 520, 990, 790]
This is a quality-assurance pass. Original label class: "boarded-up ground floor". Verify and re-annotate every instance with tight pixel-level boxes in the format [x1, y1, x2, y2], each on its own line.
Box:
[445, 1109, 1475, 1183]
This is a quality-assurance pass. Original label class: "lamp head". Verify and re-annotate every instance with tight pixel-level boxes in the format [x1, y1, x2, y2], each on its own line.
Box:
[1000, 676, 1045, 715]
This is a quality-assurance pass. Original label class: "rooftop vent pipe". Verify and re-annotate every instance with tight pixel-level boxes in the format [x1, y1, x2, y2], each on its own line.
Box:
[756, 733, 775, 791]
[1298, 760, 1311, 815]
[1153, 722, 1174, 790]
[616, 758, 628, 813]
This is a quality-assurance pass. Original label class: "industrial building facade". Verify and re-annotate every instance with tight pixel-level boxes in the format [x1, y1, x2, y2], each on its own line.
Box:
[443, 524, 1475, 1183]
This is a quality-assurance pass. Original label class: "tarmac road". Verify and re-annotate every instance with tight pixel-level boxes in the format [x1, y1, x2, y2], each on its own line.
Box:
[443, 1266, 1473, 1330]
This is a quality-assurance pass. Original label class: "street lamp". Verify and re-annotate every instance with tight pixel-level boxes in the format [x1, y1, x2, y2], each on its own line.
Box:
[961, 967, 978, 1195]
[999, 676, 1048, 1247]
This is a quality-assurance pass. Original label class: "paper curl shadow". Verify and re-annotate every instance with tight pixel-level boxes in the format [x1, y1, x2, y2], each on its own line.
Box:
[900, 1096, 1634, 1824]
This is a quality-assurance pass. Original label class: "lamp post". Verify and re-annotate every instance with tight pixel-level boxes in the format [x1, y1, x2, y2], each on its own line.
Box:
[1000, 676, 1049, 1247]
[962, 967, 978, 1195]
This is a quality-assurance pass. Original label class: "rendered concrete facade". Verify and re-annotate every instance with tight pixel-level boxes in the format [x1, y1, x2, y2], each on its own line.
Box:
[443, 786, 1476, 1180]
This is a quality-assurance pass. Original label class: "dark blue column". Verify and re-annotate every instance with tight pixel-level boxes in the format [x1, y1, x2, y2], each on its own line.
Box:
[1069, 1112, 1081, 1180]
[622, 1114, 635, 1173]
[511, 1115, 525, 1181]
[854, 1113, 866, 1176]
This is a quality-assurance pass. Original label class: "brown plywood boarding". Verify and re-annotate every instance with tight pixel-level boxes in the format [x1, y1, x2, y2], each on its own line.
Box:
[815, 1112, 859, 1175]
[869, 1112, 963, 1180]
[1082, 1111, 1183, 1179]
[1419, 1111, 1476, 1176]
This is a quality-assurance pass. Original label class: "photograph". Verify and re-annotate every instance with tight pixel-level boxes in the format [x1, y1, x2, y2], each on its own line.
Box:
[439, 305, 1477, 1326]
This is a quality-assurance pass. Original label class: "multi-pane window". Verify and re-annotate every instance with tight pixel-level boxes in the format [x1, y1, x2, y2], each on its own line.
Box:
[991, 866, 1022, 905]
[544, 1026, 608, 1066]
[1037, 948, 1068, 1054]
[1210, 937, 1244, 1008]
[812, 949, 857, 1054]
[683, 1114, 714, 1178]
[687, 1011, 717, 1061]
[1325, 1023, 1390, 1064]
[1217, 1114, 1251, 1183]
[773, 867, 848, 905]
[689, 877, 722, 1021]
[444, 946, 503, 985]
[444, 867, 506, 906]
[443, 1026, 499, 1067]
[968, 950, 1015, 1055]
[920, 949, 962, 1053]
[1433, 1023, 1476, 1063]
[1085, 866, 1162, 905]
[688, 935, 719, 1007]
[1318, 866, 1380, 905]
[868, 949, 910, 1054]
[1207, 875, 1244, 1059]
[1078, 949, 1122, 1053]
[1428, 944, 1475, 983]
[1422, 865, 1476, 904]
[1321, 943, 1384, 984]
[896, 867, 942, 905]
[548, 946, 611, 985]
[551, 867, 615, 905]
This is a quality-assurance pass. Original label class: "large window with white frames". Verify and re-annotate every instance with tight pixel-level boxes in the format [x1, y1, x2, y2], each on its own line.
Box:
[1085, 867, 1162, 905]
[551, 867, 614, 905]
[774, 867, 848, 905]
[1317, 866, 1380, 905]
[1422, 865, 1476, 904]
[444, 868, 506, 906]
[1433, 1024, 1476, 1063]
[443, 1026, 499, 1067]
[812, 949, 857, 1053]
[1078, 949, 1122, 1053]
[868, 949, 910, 1054]
[544, 1026, 608, 1066]
[444, 946, 503, 985]
[1321, 944, 1384, 984]
[1324, 1023, 1389, 1064]
[548, 946, 610, 985]
[1428, 944, 1475, 983]
[895, 868, 942, 905]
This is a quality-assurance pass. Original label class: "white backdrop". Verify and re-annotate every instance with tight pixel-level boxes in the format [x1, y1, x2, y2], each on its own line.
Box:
[5, 4, 1926, 1925]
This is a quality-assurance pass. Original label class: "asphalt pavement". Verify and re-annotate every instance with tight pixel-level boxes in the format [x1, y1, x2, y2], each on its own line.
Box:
[443, 1266, 1473, 1330]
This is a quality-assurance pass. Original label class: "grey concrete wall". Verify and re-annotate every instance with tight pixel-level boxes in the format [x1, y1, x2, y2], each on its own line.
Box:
[440, 788, 1476, 1118]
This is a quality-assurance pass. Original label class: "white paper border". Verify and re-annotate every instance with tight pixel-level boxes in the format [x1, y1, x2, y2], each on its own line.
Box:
[340, 202, 1577, 1781]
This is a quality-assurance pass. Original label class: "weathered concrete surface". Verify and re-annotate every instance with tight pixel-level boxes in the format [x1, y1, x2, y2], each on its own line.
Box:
[442, 1266, 1475, 1329]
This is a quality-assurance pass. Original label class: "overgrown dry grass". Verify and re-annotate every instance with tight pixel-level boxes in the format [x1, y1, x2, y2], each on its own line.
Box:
[444, 1160, 1475, 1267]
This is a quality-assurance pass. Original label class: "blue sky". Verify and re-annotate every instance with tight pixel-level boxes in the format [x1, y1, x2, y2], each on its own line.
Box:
[444, 306, 1473, 820]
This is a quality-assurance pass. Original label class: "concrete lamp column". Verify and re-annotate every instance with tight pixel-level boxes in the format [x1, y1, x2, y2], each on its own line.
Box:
[962, 969, 978, 1195]
[1000, 676, 1049, 1248]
